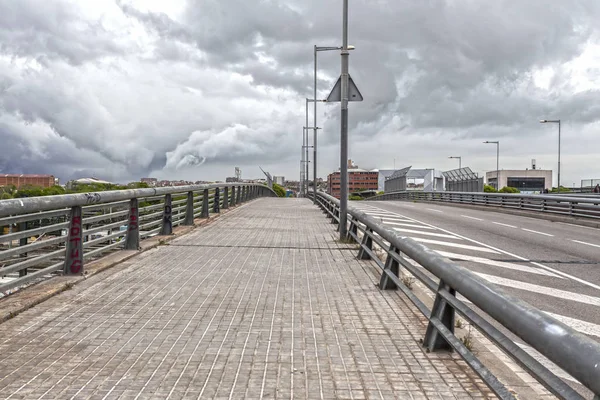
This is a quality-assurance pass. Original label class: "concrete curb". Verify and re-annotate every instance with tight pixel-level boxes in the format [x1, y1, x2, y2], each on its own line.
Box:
[0, 201, 251, 324]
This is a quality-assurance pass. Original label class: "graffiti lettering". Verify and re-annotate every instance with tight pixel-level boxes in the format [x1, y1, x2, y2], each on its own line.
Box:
[129, 207, 138, 231]
[67, 214, 83, 274]
[84, 193, 102, 204]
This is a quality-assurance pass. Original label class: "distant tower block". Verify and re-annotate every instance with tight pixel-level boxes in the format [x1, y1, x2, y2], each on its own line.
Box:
[235, 167, 242, 180]
[532, 159, 536, 170]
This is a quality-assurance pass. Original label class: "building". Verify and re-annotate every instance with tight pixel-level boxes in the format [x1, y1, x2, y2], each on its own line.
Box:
[372, 169, 396, 191]
[327, 160, 379, 198]
[384, 167, 444, 193]
[141, 178, 158, 186]
[273, 176, 285, 186]
[485, 169, 552, 193]
[0, 174, 56, 188]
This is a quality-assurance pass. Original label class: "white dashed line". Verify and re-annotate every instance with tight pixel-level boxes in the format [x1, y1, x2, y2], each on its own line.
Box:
[572, 240, 600, 249]
[410, 238, 499, 253]
[492, 222, 517, 228]
[474, 273, 600, 307]
[426, 208, 443, 213]
[380, 220, 435, 230]
[461, 215, 483, 221]
[521, 228, 553, 237]
[392, 227, 460, 239]
[543, 312, 600, 338]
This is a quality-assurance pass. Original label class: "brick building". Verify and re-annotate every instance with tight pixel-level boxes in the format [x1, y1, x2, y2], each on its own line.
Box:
[327, 161, 379, 198]
[0, 174, 56, 188]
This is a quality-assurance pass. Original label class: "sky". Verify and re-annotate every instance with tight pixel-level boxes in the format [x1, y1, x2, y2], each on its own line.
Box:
[1, 0, 600, 187]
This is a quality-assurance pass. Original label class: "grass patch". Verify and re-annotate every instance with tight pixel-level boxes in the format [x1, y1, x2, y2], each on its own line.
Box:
[401, 274, 415, 290]
[461, 326, 475, 352]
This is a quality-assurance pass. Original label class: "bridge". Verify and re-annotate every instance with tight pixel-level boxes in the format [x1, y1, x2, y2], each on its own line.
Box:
[0, 185, 599, 399]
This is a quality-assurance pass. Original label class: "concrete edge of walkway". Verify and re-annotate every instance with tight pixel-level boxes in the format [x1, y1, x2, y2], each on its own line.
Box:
[0, 201, 252, 325]
[375, 199, 600, 229]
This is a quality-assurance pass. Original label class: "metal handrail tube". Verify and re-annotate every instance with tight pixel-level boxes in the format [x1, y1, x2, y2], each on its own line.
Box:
[83, 200, 129, 211]
[83, 210, 129, 224]
[0, 262, 63, 292]
[82, 230, 125, 249]
[0, 235, 66, 261]
[0, 209, 69, 226]
[0, 222, 69, 243]
[317, 191, 600, 397]
[0, 248, 65, 275]
[0, 183, 271, 217]
[83, 220, 127, 236]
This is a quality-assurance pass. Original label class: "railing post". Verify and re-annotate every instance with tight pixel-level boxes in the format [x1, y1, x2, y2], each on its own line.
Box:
[201, 189, 210, 218]
[423, 280, 456, 352]
[64, 206, 83, 275]
[357, 228, 373, 260]
[160, 194, 173, 235]
[236, 185, 242, 204]
[231, 186, 236, 206]
[18, 222, 27, 277]
[124, 198, 140, 250]
[213, 187, 220, 213]
[243, 186, 247, 202]
[379, 246, 400, 290]
[184, 191, 195, 226]
[348, 217, 358, 242]
[223, 187, 229, 209]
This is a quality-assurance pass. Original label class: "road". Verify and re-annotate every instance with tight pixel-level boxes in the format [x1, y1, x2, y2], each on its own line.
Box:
[354, 199, 600, 392]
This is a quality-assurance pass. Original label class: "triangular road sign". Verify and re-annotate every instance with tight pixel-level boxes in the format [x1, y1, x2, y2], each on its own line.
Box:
[326, 74, 364, 102]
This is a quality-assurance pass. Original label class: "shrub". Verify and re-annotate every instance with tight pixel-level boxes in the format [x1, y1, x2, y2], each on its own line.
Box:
[483, 185, 497, 193]
[499, 186, 520, 193]
[349, 195, 363, 201]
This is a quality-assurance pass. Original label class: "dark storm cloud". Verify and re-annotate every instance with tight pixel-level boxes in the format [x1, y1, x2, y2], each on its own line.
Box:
[1, 0, 600, 183]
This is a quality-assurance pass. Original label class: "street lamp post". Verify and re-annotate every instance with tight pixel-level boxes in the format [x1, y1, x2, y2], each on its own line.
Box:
[339, 0, 350, 240]
[314, 45, 355, 203]
[483, 141, 500, 189]
[540, 119, 561, 191]
[448, 156, 462, 169]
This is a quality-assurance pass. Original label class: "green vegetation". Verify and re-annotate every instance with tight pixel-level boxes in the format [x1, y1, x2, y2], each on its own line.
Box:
[0, 181, 151, 200]
[272, 183, 286, 198]
[349, 195, 364, 201]
[483, 184, 497, 193]
[498, 186, 520, 193]
[551, 186, 572, 193]
[377, 191, 384, 195]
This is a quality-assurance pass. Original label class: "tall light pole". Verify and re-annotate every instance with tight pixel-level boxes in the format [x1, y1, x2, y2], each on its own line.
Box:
[448, 156, 462, 169]
[483, 141, 500, 189]
[339, 0, 350, 239]
[540, 119, 561, 191]
[314, 45, 354, 203]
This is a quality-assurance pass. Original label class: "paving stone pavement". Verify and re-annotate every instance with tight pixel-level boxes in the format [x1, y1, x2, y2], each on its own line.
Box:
[0, 198, 496, 399]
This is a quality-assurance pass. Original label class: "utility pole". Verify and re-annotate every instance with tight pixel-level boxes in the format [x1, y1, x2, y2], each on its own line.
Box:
[339, 0, 349, 240]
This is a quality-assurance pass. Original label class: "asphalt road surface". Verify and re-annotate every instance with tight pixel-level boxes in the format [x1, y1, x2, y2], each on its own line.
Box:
[353, 199, 600, 393]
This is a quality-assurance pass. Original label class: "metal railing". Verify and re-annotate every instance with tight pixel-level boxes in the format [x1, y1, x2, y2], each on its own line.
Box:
[315, 191, 600, 400]
[0, 183, 275, 294]
[371, 190, 600, 219]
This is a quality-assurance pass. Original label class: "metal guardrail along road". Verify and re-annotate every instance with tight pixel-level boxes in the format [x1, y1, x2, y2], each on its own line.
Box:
[371, 191, 600, 220]
[315, 191, 600, 400]
[0, 183, 275, 294]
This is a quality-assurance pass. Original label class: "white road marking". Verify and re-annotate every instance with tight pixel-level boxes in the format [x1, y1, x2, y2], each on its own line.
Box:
[435, 251, 561, 278]
[515, 343, 579, 383]
[521, 228, 554, 237]
[543, 312, 600, 338]
[492, 222, 517, 228]
[410, 238, 499, 254]
[557, 222, 599, 231]
[572, 240, 600, 249]
[380, 220, 435, 230]
[427, 208, 443, 213]
[371, 205, 600, 291]
[461, 215, 483, 221]
[475, 273, 600, 307]
[392, 227, 460, 240]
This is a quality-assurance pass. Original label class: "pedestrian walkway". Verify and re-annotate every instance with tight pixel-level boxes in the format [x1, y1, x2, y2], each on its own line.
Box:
[0, 198, 494, 399]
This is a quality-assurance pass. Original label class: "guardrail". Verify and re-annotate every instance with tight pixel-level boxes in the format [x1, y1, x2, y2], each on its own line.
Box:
[370, 190, 600, 219]
[315, 191, 600, 400]
[0, 183, 275, 294]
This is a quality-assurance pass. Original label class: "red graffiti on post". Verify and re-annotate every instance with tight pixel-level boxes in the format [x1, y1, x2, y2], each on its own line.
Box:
[69, 216, 83, 274]
[129, 207, 138, 231]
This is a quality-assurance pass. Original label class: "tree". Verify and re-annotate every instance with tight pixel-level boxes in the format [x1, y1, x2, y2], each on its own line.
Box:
[14, 185, 44, 198]
[272, 183, 286, 198]
[42, 185, 66, 196]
